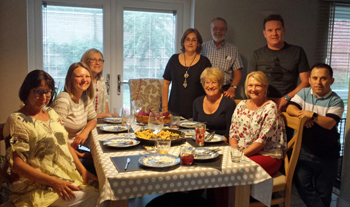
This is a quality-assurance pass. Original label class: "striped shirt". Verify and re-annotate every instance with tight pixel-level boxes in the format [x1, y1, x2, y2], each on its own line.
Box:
[290, 87, 344, 158]
[201, 40, 243, 85]
[51, 92, 97, 141]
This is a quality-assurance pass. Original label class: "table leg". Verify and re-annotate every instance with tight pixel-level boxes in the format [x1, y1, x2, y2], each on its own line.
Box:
[228, 185, 251, 207]
[102, 199, 128, 207]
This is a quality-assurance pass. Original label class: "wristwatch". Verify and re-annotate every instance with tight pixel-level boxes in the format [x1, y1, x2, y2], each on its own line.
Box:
[231, 85, 237, 89]
[312, 112, 318, 120]
[283, 94, 291, 102]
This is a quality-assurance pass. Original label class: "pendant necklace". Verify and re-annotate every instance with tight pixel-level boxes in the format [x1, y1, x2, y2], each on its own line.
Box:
[183, 53, 197, 88]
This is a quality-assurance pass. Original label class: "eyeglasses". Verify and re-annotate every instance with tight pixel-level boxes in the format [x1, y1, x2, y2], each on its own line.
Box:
[185, 38, 197, 43]
[89, 58, 105, 64]
[32, 89, 54, 97]
[211, 27, 226, 32]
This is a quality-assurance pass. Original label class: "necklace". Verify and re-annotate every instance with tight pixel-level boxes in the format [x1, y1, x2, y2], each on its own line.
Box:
[183, 53, 197, 88]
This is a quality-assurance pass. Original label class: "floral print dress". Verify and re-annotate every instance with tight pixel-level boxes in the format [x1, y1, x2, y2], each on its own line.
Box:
[229, 100, 286, 159]
[3, 108, 93, 207]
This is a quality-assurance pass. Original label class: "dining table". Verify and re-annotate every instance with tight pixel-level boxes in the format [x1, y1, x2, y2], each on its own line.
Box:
[91, 120, 273, 207]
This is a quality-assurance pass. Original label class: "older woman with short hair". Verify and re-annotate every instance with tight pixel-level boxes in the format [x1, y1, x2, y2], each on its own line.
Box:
[81, 48, 117, 118]
[229, 71, 286, 175]
[51, 62, 97, 151]
[193, 67, 235, 138]
[162, 28, 211, 119]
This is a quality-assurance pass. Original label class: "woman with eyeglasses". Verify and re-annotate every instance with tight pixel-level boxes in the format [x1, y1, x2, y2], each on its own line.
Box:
[162, 28, 211, 119]
[51, 62, 97, 157]
[81, 48, 117, 118]
[3, 70, 98, 206]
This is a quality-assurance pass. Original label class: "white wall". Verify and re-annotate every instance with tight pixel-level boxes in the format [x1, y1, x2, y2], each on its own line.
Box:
[0, 0, 28, 123]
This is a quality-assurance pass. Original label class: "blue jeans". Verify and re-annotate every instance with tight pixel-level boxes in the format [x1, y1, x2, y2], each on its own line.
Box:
[294, 148, 338, 207]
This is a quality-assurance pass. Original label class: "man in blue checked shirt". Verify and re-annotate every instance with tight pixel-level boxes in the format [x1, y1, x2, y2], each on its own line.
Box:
[287, 63, 344, 207]
[201, 17, 243, 99]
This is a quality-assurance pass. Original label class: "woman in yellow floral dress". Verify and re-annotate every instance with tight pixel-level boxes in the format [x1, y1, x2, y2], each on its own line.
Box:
[3, 70, 98, 207]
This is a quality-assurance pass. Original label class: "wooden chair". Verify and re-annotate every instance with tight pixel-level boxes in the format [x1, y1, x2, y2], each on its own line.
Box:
[234, 99, 242, 106]
[128, 79, 162, 112]
[250, 112, 307, 207]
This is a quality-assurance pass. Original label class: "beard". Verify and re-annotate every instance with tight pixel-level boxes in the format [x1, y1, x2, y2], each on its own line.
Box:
[212, 33, 225, 42]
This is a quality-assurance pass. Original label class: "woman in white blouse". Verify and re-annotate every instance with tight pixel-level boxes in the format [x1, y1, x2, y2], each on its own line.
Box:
[81, 48, 118, 118]
[229, 71, 286, 176]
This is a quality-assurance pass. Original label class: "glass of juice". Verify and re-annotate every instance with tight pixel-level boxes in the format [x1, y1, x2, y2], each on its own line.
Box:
[180, 146, 195, 165]
[195, 123, 206, 146]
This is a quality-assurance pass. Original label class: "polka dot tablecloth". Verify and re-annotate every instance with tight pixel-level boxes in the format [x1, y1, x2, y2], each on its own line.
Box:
[91, 129, 273, 206]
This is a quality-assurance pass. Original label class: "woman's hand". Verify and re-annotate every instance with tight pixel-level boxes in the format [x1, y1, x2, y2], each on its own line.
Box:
[51, 177, 80, 201]
[81, 169, 98, 185]
[72, 131, 89, 149]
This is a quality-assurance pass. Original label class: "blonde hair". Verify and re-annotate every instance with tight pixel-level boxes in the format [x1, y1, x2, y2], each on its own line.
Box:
[81, 48, 104, 79]
[200, 67, 224, 89]
[244, 71, 268, 98]
[64, 62, 94, 100]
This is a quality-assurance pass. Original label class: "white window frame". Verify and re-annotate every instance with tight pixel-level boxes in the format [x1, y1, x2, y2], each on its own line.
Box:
[28, 0, 192, 110]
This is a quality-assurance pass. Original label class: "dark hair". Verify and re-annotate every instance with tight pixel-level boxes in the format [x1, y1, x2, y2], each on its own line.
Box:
[263, 14, 284, 29]
[180, 28, 203, 53]
[211, 17, 227, 29]
[64, 62, 94, 100]
[19, 70, 56, 105]
[310, 63, 333, 78]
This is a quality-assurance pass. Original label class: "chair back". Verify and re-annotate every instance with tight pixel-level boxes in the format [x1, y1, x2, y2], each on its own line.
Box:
[128, 79, 162, 112]
[234, 99, 242, 106]
[282, 112, 307, 183]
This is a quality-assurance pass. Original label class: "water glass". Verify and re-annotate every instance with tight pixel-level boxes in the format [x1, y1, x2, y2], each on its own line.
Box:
[195, 123, 206, 146]
[230, 145, 243, 163]
[122, 108, 134, 137]
[155, 139, 171, 154]
[148, 111, 164, 135]
[171, 115, 180, 128]
[132, 100, 143, 115]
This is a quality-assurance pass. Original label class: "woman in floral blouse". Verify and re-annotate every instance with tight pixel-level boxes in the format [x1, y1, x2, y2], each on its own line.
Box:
[229, 71, 286, 175]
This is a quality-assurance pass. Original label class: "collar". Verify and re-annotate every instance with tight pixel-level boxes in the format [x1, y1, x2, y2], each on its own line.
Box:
[310, 88, 333, 99]
[211, 39, 226, 48]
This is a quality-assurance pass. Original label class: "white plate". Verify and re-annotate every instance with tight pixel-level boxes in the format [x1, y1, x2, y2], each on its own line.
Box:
[100, 125, 128, 133]
[179, 129, 196, 136]
[194, 148, 219, 160]
[192, 134, 224, 143]
[103, 117, 122, 124]
[178, 121, 201, 128]
[103, 138, 140, 148]
[139, 154, 181, 168]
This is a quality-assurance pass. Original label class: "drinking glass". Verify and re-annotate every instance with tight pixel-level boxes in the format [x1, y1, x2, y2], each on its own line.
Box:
[122, 108, 134, 137]
[230, 144, 243, 163]
[155, 139, 171, 154]
[195, 123, 206, 146]
[132, 100, 143, 115]
[170, 115, 180, 129]
[148, 111, 164, 136]
[180, 146, 195, 165]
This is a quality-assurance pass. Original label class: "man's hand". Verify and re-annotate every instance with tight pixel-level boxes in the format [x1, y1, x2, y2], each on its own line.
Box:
[223, 87, 235, 98]
[271, 97, 288, 111]
[304, 119, 314, 128]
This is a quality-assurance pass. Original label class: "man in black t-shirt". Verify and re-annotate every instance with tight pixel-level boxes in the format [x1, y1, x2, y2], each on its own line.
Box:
[248, 14, 310, 111]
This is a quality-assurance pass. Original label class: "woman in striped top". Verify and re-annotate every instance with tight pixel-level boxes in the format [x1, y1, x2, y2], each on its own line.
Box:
[51, 62, 97, 153]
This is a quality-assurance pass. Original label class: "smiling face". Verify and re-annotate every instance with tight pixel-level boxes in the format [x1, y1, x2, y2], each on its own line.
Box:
[184, 33, 198, 53]
[204, 78, 221, 97]
[26, 80, 52, 111]
[211, 20, 227, 43]
[246, 77, 267, 101]
[263, 20, 285, 50]
[309, 67, 334, 98]
[72, 67, 91, 94]
[88, 52, 104, 78]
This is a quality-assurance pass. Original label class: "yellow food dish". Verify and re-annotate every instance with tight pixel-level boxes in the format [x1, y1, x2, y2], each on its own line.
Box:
[135, 129, 180, 140]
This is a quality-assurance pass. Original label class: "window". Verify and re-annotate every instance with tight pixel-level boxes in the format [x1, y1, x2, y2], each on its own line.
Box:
[122, 10, 176, 107]
[42, 4, 103, 90]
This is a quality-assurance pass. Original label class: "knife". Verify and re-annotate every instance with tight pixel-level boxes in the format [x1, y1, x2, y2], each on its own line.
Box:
[205, 131, 215, 141]
[124, 158, 131, 170]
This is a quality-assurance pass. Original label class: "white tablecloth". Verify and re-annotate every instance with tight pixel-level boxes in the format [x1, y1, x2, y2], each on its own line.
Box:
[90, 127, 273, 206]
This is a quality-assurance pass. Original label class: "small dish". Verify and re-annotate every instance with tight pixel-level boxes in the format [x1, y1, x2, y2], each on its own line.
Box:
[103, 117, 122, 124]
[194, 148, 220, 160]
[139, 154, 181, 168]
[100, 125, 128, 133]
[103, 138, 140, 148]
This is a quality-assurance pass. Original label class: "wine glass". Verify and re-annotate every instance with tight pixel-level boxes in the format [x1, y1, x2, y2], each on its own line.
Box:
[148, 111, 164, 136]
[122, 108, 134, 137]
[132, 100, 143, 115]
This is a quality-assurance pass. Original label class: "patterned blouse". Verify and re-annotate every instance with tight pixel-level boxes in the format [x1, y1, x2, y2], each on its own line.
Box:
[3, 108, 91, 206]
[92, 76, 109, 113]
[229, 100, 286, 159]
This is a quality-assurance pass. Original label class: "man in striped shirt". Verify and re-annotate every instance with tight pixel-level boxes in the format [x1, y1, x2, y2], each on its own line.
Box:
[286, 63, 344, 207]
[201, 17, 243, 99]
